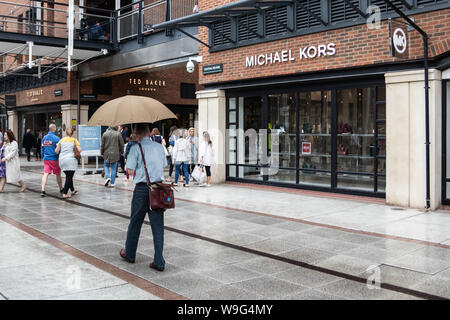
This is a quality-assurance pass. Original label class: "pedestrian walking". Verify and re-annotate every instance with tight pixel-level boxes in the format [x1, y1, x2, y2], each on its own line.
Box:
[35, 131, 42, 160]
[165, 125, 178, 183]
[120, 124, 167, 271]
[55, 128, 82, 199]
[150, 127, 166, 146]
[187, 127, 198, 179]
[41, 124, 63, 197]
[1, 130, 26, 192]
[118, 125, 126, 174]
[101, 126, 124, 188]
[172, 129, 191, 187]
[124, 134, 137, 182]
[23, 129, 36, 162]
[199, 131, 214, 187]
[0, 141, 7, 192]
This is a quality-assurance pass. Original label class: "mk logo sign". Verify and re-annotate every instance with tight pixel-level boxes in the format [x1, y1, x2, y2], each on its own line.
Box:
[393, 28, 407, 54]
[390, 21, 409, 59]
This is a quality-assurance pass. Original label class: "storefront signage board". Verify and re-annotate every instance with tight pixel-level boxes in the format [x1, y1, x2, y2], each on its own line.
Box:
[79, 125, 101, 157]
[390, 20, 409, 59]
[245, 43, 336, 68]
[129, 78, 166, 92]
[54, 89, 63, 97]
[5, 95, 16, 107]
[203, 64, 223, 75]
[81, 94, 97, 100]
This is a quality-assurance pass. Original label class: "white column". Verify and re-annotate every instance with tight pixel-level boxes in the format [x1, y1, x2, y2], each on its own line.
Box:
[60, 104, 89, 139]
[7, 110, 18, 139]
[196, 89, 226, 184]
[385, 69, 442, 210]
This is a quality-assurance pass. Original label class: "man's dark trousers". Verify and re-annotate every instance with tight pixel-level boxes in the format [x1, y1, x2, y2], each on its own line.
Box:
[25, 148, 32, 161]
[125, 183, 165, 268]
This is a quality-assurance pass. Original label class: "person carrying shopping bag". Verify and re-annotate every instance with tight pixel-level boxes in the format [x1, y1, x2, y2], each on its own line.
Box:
[199, 131, 214, 187]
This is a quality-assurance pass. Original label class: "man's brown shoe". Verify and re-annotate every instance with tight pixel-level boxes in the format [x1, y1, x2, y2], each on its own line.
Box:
[120, 249, 135, 263]
[149, 262, 164, 272]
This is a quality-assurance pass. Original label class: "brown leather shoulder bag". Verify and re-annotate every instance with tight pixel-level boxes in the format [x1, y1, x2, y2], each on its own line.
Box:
[138, 143, 175, 210]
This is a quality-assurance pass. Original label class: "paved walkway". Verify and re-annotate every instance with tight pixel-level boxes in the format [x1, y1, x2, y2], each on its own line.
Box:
[0, 158, 449, 300]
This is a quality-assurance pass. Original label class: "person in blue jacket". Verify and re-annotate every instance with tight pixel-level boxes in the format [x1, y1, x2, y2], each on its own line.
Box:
[40, 123, 63, 197]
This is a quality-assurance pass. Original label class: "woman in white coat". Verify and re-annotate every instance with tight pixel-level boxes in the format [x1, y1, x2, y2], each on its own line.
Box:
[199, 131, 214, 187]
[1, 130, 26, 192]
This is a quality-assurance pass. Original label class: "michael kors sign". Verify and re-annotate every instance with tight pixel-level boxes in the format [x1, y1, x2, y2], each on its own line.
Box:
[390, 20, 409, 59]
[129, 78, 167, 92]
[245, 43, 336, 68]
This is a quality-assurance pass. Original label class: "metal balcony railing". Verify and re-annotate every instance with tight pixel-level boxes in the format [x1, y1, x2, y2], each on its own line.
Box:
[0, 0, 198, 45]
[0, 0, 114, 41]
[117, 0, 198, 42]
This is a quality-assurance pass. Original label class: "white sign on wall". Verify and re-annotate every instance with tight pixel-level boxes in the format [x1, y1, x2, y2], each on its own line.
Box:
[245, 43, 336, 68]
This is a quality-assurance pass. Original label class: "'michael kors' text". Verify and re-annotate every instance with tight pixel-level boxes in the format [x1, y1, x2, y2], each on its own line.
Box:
[245, 43, 336, 68]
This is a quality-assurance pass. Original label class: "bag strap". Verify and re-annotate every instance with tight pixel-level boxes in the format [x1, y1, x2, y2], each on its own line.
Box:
[137, 142, 152, 188]
[138, 142, 177, 192]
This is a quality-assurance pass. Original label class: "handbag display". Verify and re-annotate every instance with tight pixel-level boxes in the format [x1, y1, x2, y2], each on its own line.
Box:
[337, 143, 349, 155]
[138, 143, 175, 211]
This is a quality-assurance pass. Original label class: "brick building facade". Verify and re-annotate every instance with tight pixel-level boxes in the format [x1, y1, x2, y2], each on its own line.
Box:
[198, 7, 450, 85]
[191, 0, 450, 210]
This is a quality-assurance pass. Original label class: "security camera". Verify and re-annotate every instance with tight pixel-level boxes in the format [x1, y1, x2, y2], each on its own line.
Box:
[186, 59, 195, 73]
[186, 56, 203, 73]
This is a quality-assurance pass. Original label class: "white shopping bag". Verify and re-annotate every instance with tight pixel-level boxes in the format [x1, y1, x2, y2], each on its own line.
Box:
[191, 165, 206, 184]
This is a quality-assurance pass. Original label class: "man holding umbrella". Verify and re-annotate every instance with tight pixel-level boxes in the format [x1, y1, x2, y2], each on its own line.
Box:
[119, 124, 167, 271]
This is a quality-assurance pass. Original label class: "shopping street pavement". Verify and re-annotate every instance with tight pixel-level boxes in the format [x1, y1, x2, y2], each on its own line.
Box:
[1, 158, 450, 300]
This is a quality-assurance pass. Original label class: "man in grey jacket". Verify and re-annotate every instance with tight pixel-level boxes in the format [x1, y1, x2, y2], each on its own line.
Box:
[101, 126, 124, 187]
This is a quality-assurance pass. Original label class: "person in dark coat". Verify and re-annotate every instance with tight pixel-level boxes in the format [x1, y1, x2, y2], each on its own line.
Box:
[35, 131, 42, 160]
[22, 129, 36, 162]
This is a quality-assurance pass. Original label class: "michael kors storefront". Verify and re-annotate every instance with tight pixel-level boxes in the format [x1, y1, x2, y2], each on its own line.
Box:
[224, 78, 387, 197]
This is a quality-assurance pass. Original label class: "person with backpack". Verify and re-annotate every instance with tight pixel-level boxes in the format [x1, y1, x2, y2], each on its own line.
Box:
[150, 127, 166, 146]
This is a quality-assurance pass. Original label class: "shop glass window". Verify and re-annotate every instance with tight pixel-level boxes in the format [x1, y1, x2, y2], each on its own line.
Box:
[226, 84, 386, 195]
[445, 82, 450, 199]
[228, 97, 237, 165]
[298, 90, 332, 187]
[336, 88, 375, 181]
[231, 96, 266, 180]
[268, 93, 296, 184]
